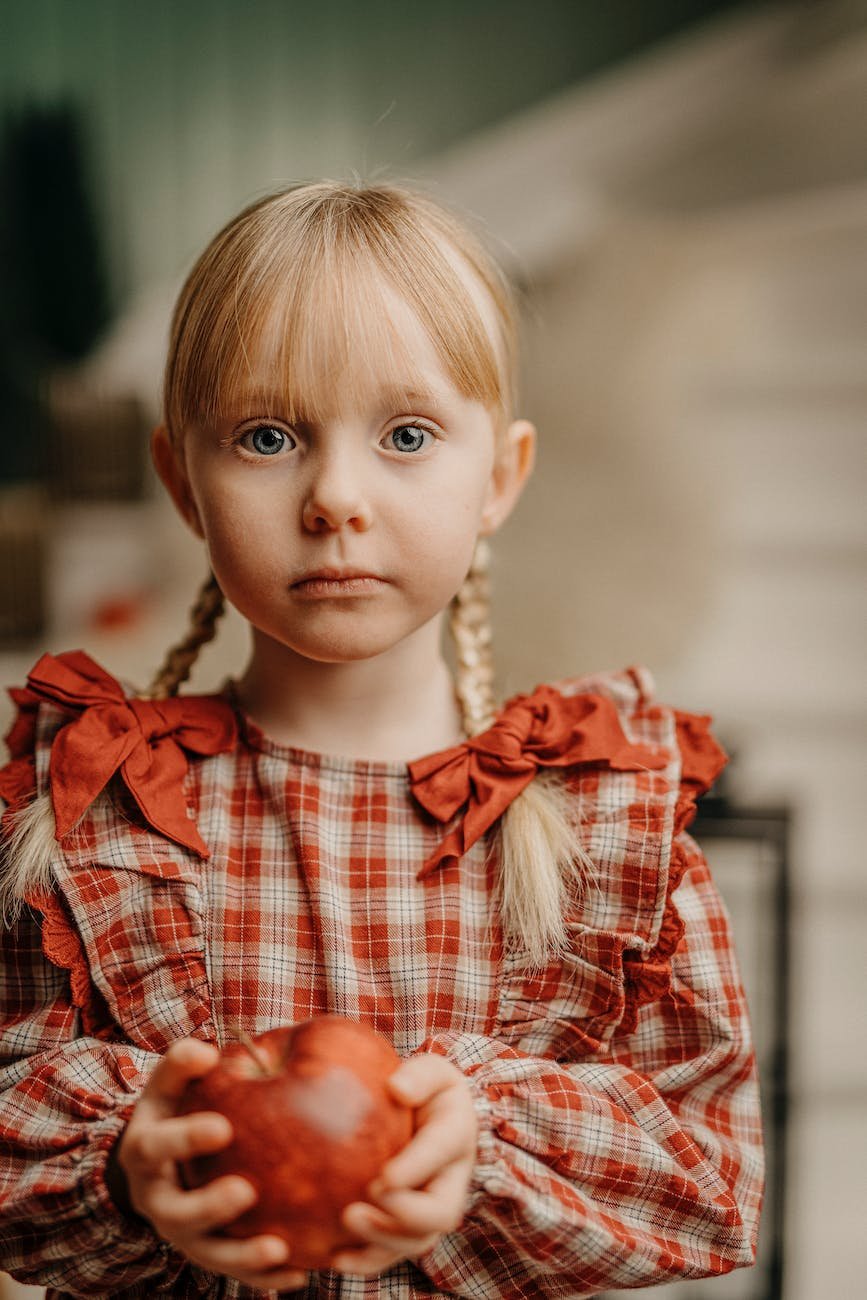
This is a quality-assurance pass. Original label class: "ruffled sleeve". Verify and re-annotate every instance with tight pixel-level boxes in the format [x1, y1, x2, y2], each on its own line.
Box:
[0, 654, 230, 1296]
[408, 679, 762, 1298]
[620, 706, 729, 1034]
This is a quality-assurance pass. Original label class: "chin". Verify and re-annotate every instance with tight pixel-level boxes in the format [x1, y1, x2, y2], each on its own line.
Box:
[297, 637, 407, 664]
[279, 624, 418, 665]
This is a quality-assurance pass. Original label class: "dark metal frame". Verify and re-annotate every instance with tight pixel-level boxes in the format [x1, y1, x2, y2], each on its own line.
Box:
[692, 796, 792, 1300]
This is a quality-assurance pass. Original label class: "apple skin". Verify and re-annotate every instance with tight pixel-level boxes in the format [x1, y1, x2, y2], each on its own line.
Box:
[176, 1015, 414, 1271]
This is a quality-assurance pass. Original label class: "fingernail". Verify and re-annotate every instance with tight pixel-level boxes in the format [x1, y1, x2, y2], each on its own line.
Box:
[263, 1237, 288, 1264]
[390, 1074, 414, 1100]
[232, 1178, 256, 1202]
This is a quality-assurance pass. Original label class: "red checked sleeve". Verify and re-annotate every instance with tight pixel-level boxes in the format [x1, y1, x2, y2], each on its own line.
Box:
[0, 902, 207, 1297]
[0, 685, 210, 1297]
[412, 833, 765, 1298]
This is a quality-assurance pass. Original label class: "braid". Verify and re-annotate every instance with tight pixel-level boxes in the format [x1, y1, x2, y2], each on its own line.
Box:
[450, 538, 596, 970]
[449, 539, 497, 737]
[145, 573, 226, 699]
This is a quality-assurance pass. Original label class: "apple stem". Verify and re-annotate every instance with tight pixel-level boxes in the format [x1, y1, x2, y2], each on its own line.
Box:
[235, 1026, 272, 1078]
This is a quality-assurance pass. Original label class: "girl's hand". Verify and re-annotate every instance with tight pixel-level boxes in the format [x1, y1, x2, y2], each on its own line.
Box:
[331, 1054, 479, 1277]
[116, 1038, 308, 1293]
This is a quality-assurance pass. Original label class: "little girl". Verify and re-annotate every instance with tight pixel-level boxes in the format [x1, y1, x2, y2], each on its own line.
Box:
[0, 181, 764, 1299]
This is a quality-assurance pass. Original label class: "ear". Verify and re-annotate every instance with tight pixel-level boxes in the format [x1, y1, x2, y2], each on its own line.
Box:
[150, 425, 205, 539]
[480, 418, 536, 535]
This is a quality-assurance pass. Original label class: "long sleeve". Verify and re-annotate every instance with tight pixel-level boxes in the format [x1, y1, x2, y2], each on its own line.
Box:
[0, 902, 201, 1298]
[412, 832, 764, 1298]
[0, 657, 236, 1297]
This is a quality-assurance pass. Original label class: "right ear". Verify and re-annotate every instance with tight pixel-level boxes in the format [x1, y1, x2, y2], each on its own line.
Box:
[150, 425, 205, 539]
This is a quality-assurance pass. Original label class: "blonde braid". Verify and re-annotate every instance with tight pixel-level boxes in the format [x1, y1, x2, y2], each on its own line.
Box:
[450, 540, 595, 970]
[145, 573, 226, 699]
[449, 539, 497, 736]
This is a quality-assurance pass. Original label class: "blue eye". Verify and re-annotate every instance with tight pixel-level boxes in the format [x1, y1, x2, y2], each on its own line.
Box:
[243, 425, 290, 456]
[389, 424, 431, 454]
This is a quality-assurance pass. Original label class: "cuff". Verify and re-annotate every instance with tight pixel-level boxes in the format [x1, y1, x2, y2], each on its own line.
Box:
[78, 1102, 190, 1292]
[464, 1070, 498, 1213]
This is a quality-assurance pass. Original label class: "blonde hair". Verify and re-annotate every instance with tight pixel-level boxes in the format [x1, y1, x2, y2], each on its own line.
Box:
[150, 179, 592, 967]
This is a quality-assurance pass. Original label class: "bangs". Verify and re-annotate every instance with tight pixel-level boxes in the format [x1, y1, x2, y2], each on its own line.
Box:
[164, 186, 513, 437]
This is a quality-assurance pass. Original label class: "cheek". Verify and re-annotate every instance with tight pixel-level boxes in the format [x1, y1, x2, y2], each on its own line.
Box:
[194, 484, 284, 576]
[403, 460, 492, 529]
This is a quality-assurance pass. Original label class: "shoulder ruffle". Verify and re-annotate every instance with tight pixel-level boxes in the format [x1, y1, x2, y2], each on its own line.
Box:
[619, 703, 728, 1035]
[0, 650, 237, 859]
[0, 650, 236, 1041]
[409, 676, 670, 878]
[482, 664, 729, 1053]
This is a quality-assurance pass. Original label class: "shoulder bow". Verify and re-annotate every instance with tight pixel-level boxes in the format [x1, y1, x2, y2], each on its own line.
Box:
[24, 650, 237, 857]
[408, 684, 668, 879]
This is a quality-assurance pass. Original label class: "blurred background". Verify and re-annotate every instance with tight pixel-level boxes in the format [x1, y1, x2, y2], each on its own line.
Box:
[1, 1, 864, 1296]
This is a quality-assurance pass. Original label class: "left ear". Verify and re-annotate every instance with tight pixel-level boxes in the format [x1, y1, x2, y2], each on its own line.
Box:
[480, 418, 537, 535]
[151, 424, 205, 539]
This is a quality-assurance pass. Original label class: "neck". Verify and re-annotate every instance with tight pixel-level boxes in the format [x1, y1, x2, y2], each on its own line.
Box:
[234, 618, 465, 762]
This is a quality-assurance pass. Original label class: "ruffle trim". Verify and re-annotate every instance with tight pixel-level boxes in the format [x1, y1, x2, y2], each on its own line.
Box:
[0, 690, 114, 1037]
[35, 887, 115, 1038]
[619, 708, 728, 1035]
[0, 692, 114, 1035]
[0, 685, 40, 831]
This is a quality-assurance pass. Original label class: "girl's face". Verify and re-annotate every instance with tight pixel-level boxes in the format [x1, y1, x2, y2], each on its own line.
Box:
[154, 287, 534, 667]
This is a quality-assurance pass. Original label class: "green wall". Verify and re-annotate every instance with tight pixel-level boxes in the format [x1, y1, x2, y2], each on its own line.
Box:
[1, 0, 754, 305]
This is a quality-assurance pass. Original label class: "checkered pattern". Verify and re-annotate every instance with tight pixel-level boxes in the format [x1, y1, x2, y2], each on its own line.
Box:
[0, 659, 764, 1298]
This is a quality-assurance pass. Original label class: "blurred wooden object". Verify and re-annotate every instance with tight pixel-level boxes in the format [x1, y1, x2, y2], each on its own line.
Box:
[48, 377, 149, 502]
[0, 484, 48, 647]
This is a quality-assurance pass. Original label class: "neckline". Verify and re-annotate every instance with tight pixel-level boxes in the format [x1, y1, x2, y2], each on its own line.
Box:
[222, 679, 461, 779]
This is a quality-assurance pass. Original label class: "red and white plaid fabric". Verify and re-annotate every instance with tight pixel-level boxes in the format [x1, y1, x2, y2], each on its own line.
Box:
[0, 656, 764, 1299]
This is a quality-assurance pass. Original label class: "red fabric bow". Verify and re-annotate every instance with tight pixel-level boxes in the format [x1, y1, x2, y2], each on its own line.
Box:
[25, 650, 237, 858]
[408, 684, 669, 879]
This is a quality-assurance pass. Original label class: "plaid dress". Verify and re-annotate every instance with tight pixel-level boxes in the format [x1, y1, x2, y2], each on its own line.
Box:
[0, 652, 764, 1299]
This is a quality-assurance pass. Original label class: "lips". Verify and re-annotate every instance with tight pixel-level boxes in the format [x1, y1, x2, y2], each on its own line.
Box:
[291, 569, 386, 597]
[292, 569, 381, 584]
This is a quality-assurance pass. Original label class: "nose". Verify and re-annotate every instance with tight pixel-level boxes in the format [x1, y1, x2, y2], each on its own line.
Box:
[301, 449, 373, 534]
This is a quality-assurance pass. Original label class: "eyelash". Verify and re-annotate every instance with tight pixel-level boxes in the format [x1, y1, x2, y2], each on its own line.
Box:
[227, 420, 439, 459]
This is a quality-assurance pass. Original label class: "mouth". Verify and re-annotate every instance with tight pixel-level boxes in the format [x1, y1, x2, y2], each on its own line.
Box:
[290, 569, 387, 597]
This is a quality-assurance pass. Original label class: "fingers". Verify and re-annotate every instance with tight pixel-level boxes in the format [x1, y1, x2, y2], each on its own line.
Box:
[333, 1203, 441, 1276]
[333, 1158, 472, 1276]
[133, 1112, 233, 1168]
[144, 1038, 221, 1108]
[332, 1057, 478, 1281]
[371, 1104, 476, 1196]
[113, 1039, 311, 1292]
[179, 1231, 308, 1292]
[376, 1055, 477, 1196]
[366, 1159, 470, 1237]
[146, 1174, 257, 1236]
[129, 1039, 222, 1138]
[332, 1241, 425, 1277]
[386, 1053, 462, 1107]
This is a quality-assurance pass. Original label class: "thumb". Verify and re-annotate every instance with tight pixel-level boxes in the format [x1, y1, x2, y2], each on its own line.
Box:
[387, 1053, 458, 1106]
[146, 1037, 221, 1105]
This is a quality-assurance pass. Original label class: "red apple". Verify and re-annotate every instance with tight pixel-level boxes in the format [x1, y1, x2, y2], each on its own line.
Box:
[176, 1015, 414, 1270]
